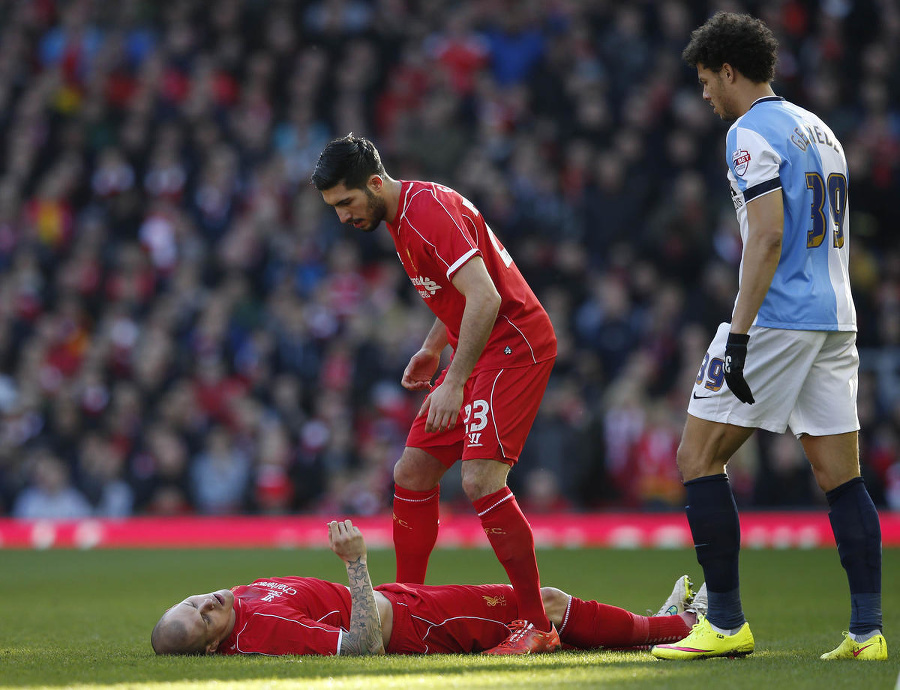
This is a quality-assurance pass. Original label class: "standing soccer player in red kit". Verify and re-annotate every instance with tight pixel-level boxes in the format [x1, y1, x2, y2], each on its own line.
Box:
[311, 135, 559, 654]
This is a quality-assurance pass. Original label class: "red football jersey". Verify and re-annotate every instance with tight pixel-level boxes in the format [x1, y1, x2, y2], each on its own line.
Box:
[387, 181, 556, 372]
[216, 577, 520, 656]
[219, 577, 351, 656]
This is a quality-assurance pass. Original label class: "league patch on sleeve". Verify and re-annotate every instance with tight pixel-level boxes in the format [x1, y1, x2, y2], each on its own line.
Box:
[732, 149, 751, 176]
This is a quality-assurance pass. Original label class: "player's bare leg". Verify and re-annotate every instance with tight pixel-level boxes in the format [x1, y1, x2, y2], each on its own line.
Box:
[675, 415, 754, 481]
[802, 431, 862, 492]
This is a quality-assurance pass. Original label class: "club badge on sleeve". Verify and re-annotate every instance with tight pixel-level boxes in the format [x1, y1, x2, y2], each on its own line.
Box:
[732, 149, 751, 176]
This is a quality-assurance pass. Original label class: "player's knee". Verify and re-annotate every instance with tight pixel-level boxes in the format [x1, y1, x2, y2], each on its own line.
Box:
[393, 454, 441, 492]
[674, 443, 695, 481]
[461, 473, 502, 501]
[461, 460, 508, 501]
[675, 442, 720, 482]
[810, 466, 835, 493]
[540, 587, 568, 625]
[392, 459, 415, 488]
[809, 463, 860, 494]
[460, 473, 484, 501]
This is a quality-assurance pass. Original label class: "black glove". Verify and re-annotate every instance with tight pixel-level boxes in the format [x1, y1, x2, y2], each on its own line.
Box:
[724, 332, 755, 404]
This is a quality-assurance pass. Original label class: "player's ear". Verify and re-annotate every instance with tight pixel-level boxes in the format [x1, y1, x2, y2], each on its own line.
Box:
[205, 640, 220, 654]
[367, 174, 384, 194]
[721, 62, 735, 82]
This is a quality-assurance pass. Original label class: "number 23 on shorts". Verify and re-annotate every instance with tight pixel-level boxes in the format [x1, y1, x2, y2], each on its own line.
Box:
[464, 400, 489, 447]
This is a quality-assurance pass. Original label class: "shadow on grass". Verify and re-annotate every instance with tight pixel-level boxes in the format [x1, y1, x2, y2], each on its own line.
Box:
[0, 648, 678, 687]
[5, 646, 897, 689]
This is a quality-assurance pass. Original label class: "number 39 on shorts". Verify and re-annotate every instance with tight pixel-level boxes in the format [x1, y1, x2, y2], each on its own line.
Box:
[696, 353, 726, 392]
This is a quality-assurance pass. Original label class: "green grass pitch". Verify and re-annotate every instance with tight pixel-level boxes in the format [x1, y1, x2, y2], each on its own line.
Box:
[1, 545, 898, 689]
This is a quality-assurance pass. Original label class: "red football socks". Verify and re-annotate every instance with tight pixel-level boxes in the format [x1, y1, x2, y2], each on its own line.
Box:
[392, 485, 440, 584]
[473, 487, 551, 632]
[559, 596, 691, 648]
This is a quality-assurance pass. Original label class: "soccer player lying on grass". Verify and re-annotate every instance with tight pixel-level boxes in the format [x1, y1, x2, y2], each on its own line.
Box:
[152, 519, 706, 657]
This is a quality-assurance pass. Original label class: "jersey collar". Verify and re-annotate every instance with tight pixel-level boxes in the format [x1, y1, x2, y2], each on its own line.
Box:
[748, 96, 785, 111]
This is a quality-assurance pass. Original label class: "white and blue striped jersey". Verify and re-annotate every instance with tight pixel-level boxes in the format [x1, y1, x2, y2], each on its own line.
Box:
[726, 96, 856, 331]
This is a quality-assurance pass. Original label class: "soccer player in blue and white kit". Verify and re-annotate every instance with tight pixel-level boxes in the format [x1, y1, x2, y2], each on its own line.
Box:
[652, 12, 886, 661]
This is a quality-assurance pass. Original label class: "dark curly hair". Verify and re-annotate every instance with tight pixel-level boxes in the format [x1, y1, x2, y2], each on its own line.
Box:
[682, 11, 778, 84]
[311, 133, 385, 191]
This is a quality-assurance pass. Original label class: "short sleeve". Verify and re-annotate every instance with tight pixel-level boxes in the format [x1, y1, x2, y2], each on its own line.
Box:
[727, 126, 782, 202]
[404, 188, 481, 279]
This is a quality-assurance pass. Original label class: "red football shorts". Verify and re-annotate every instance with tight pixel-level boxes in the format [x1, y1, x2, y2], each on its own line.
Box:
[378, 582, 519, 654]
[405, 358, 554, 468]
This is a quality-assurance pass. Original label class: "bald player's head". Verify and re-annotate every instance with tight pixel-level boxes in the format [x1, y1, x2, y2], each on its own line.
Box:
[151, 589, 236, 656]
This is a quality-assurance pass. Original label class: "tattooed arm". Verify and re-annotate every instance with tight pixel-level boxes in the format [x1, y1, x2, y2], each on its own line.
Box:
[328, 519, 386, 656]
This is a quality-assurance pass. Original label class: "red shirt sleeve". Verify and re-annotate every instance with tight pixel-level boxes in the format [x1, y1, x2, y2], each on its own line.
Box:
[402, 184, 481, 281]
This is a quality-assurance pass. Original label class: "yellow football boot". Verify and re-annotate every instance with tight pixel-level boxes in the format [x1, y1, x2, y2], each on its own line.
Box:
[651, 615, 754, 660]
[820, 632, 887, 660]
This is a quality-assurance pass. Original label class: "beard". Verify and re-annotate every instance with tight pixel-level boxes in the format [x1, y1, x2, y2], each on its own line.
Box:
[717, 101, 738, 121]
[357, 189, 387, 232]
[712, 88, 738, 121]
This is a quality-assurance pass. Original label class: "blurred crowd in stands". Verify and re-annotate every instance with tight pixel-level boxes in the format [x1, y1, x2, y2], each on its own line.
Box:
[1, 0, 899, 520]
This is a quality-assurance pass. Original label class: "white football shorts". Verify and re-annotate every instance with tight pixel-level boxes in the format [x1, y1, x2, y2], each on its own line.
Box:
[687, 322, 859, 437]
